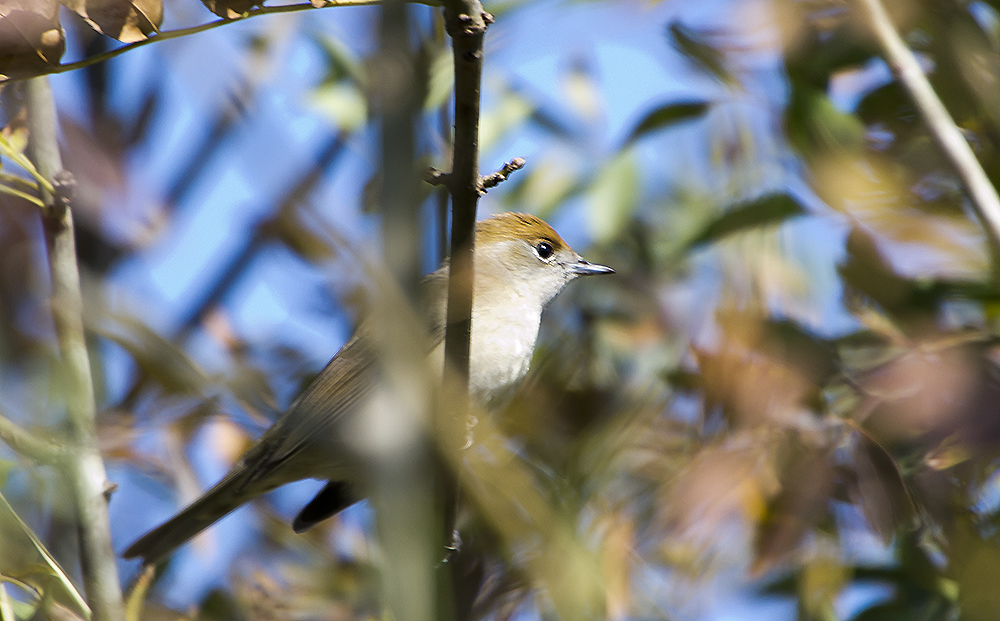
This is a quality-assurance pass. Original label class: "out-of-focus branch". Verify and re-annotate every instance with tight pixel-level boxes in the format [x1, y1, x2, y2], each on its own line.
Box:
[26, 77, 125, 621]
[0, 409, 63, 464]
[856, 0, 1000, 253]
[367, 3, 441, 621]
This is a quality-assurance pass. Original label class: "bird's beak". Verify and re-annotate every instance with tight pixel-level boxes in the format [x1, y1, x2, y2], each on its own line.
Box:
[572, 258, 615, 276]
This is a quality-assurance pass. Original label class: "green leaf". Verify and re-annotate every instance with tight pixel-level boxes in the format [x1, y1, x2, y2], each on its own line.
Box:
[0, 492, 90, 619]
[312, 32, 366, 88]
[687, 193, 807, 248]
[667, 21, 736, 85]
[424, 46, 453, 111]
[308, 83, 367, 133]
[502, 157, 581, 219]
[480, 87, 534, 152]
[586, 151, 639, 244]
[623, 100, 710, 146]
[786, 83, 865, 156]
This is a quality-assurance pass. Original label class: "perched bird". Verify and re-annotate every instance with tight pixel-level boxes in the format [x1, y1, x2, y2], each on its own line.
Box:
[122, 212, 613, 564]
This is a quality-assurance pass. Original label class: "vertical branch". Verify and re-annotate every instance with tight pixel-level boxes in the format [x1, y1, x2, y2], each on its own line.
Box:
[441, 1, 488, 399]
[438, 5, 488, 620]
[855, 0, 1000, 253]
[433, 13, 453, 264]
[370, 4, 441, 621]
[25, 77, 125, 621]
[379, 3, 424, 294]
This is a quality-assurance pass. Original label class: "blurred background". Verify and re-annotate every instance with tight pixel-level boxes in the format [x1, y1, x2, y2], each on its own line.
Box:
[4, 0, 1000, 618]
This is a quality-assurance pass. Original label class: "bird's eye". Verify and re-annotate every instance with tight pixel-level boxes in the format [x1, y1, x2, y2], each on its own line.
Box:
[535, 241, 554, 259]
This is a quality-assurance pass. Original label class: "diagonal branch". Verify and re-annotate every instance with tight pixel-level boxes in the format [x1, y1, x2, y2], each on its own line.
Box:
[855, 0, 1000, 253]
[4, 0, 439, 84]
[480, 157, 525, 192]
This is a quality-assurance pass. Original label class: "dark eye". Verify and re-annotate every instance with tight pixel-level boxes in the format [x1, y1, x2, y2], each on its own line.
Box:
[535, 241, 554, 259]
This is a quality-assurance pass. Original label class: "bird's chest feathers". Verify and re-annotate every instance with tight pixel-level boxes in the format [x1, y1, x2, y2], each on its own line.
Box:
[468, 292, 541, 403]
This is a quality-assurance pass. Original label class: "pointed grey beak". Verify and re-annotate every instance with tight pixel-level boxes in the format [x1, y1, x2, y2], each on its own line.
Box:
[572, 259, 615, 276]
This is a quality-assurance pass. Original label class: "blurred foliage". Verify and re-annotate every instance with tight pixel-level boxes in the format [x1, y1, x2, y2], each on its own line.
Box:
[4, 0, 1000, 619]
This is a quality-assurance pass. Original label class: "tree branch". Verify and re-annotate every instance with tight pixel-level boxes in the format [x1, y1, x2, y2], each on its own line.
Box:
[441, 0, 489, 404]
[856, 0, 1000, 253]
[480, 157, 524, 192]
[437, 3, 489, 619]
[3, 0, 439, 84]
[26, 77, 125, 621]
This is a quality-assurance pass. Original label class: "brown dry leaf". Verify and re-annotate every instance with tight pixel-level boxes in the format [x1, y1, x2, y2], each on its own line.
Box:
[844, 422, 915, 544]
[817, 153, 988, 280]
[695, 314, 816, 429]
[859, 342, 977, 441]
[60, 0, 161, 43]
[0, 0, 64, 80]
[202, 0, 263, 19]
[660, 434, 781, 563]
[59, 116, 128, 221]
[752, 444, 835, 575]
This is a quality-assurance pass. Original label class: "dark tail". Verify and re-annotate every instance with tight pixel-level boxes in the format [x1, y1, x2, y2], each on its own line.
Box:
[122, 474, 258, 565]
[291, 480, 356, 533]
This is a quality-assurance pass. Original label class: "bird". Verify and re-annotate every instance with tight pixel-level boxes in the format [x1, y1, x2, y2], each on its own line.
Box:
[122, 212, 614, 564]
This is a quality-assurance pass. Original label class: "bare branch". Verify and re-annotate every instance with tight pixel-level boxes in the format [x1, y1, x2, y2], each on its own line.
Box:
[480, 157, 525, 192]
[441, 0, 489, 401]
[437, 2, 490, 618]
[855, 0, 1000, 254]
[423, 167, 451, 187]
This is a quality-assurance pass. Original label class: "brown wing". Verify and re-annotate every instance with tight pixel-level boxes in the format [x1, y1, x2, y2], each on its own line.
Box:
[122, 334, 376, 564]
[234, 332, 376, 489]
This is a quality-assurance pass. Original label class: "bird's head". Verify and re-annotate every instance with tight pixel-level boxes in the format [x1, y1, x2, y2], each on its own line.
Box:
[473, 213, 614, 308]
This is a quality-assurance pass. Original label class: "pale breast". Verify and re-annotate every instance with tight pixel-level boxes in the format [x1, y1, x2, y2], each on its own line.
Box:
[467, 295, 541, 406]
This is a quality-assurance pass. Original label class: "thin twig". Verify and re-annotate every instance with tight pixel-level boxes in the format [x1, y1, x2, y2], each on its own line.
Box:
[424, 167, 451, 187]
[856, 0, 1000, 253]
[26, 77, 125, 621]
[480, 157, 525, 192]
[0, 410, 63, 464]
[4, 0, 439, 83]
